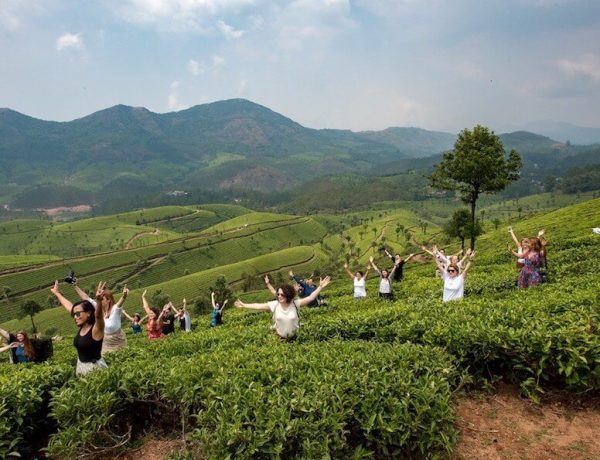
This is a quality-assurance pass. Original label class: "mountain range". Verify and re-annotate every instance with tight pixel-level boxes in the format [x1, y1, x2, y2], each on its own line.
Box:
[0, 99, 598, 206]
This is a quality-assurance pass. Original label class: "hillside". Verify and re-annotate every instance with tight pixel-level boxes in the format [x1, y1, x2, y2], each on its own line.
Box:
[4, 99, 597, 210]
[0, 100, 411, 195]
[1, 198, 599, 457]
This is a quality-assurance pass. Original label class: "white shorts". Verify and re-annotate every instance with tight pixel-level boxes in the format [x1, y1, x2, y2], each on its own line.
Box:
[76, 358, 108, 375]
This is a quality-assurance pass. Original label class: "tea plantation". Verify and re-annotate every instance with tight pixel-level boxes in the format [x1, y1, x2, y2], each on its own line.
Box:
[1, 198, 599, 457]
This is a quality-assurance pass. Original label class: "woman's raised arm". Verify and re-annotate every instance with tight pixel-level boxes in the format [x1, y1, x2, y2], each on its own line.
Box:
[264, 275, 277, 296]
[343, 263, 354, 279]
[141, 290, 153, 316]
[50, 280, 74, 313]
[92, 281, 106, 340]
[234, 299, 270, 311]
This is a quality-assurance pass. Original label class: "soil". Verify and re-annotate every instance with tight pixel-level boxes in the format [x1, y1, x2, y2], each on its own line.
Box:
[94, 384, 600, 460]
[104, 439, 188, 460]
[454, 383, 600, 459]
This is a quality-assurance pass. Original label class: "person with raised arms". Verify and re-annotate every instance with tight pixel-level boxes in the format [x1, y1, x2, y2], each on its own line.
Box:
[170, 299, 191, 332]
[72, 280, 129, 354]
[235, 276, 331, 340]
[343, 262, 370, 300]
[369, 256, 398, 300]
[210, 291, 228, 327]
[288, 270, 326, 307]
[433, 249, 475, 302]
[383, 248, 416, 283]
[121, 311, 147, 334]
[51, 280, 107, 375]
[141, 290, 165, 340]
[511, 234, 545, 288]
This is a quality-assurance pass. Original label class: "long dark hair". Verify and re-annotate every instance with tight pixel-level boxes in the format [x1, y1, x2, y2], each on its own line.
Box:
[71, 300, 96, 326]
[16, 330, 36, 361]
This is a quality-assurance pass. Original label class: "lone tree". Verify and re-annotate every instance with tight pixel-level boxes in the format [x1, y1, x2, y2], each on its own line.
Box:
[444, 209, 483, 251]
[18, 300, 44, 335]
[212, 276, 232, 303]
[429, 125, 522, 249]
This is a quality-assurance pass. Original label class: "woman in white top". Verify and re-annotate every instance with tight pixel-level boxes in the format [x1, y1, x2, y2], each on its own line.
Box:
[74, 281, 129, 354]
[369, 256, 398, 300]
[343, 263, 370, 300]
[434, 250, 475, 302]
[235, 276, 331, 340]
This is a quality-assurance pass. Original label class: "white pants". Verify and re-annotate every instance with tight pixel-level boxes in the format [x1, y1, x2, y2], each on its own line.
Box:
[76, 358, 108, 375]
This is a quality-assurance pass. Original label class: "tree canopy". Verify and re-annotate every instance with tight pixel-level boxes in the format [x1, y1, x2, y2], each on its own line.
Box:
[430, 125, 522, 248]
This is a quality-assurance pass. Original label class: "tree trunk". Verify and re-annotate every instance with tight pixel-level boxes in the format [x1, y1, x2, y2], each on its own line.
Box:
[29, 315, 37, 335]
[460, 237, 465, 252]
[470, 199, 477, 250]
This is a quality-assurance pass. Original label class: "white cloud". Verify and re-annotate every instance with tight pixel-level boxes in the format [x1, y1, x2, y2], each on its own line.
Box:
[56, 33, 84, 51]
[0, 8, 21, 31]
[212, 55, 226, 72]
[188, 59, 205, 76]
[556, 53, 600, 81]
[272, 0, 355, 50]
[0, 0, 52, 32]
[168, 80, 188, 110]
[217, 19, 245, 39]
[106, 0, 257, 32]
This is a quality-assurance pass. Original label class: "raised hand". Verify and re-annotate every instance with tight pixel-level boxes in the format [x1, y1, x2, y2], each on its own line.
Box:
[234, 299, 244, 308]
[264, 275, 270, 284]
[122, 285, 129, 298]
[319, 276, 332, 288]
[142, 289, 147, 298]
[95, 281, 107, 298]
[51, 280, 60, 295]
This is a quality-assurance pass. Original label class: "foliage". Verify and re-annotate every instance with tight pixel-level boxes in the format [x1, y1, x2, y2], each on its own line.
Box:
[18, 300, 43, 334]
[0, 198, 600, 457]
[443, 209, 483, 250]
[430, 125, 522, 248]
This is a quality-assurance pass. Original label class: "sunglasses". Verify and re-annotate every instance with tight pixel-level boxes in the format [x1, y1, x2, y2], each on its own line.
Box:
[71, 311, 86, 318]
[276, 292, 286, 297]
[447, 269, 457, 273]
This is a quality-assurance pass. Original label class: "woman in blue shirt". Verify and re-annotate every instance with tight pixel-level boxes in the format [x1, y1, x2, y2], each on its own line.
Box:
[0, 329, 36, 363]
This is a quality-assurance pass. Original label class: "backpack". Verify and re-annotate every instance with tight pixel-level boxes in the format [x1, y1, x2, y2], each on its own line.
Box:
[31, 338, 53, 362]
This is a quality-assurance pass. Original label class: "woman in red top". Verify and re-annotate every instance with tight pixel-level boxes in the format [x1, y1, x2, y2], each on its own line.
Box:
[141, 290, 165, 340]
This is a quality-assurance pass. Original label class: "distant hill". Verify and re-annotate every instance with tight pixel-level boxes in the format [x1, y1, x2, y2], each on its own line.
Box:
[1, 99, 599, 209]
[359, 127, 456, 158]
[0, 100, 454, 196]
[520, 120, 600, 145]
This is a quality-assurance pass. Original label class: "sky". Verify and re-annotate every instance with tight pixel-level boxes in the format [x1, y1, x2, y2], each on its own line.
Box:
[1, 0, 600, 133]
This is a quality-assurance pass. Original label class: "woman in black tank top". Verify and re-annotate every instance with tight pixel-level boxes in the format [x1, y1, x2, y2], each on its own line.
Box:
[51, 280, 107, 375]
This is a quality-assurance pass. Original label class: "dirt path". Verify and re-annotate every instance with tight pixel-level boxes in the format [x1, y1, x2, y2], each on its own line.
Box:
[125, 229, 160, 250]
[454, 384, 600, 459]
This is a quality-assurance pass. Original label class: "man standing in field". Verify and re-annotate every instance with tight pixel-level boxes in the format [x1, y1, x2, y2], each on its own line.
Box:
[289, 270, 326, 307]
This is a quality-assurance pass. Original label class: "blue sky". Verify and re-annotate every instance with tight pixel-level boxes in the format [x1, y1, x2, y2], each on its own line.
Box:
[1, 0, 599, 132]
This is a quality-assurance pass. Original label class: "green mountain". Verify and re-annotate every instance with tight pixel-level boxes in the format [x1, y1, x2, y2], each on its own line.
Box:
[0, 100, 452, 196]
[1, 100, 599, 210]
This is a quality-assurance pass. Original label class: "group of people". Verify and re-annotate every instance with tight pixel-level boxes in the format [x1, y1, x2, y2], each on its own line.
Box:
[43, 279, 199, 374]
[343, 249, 416, 301]
[1, 227, 549, 374]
